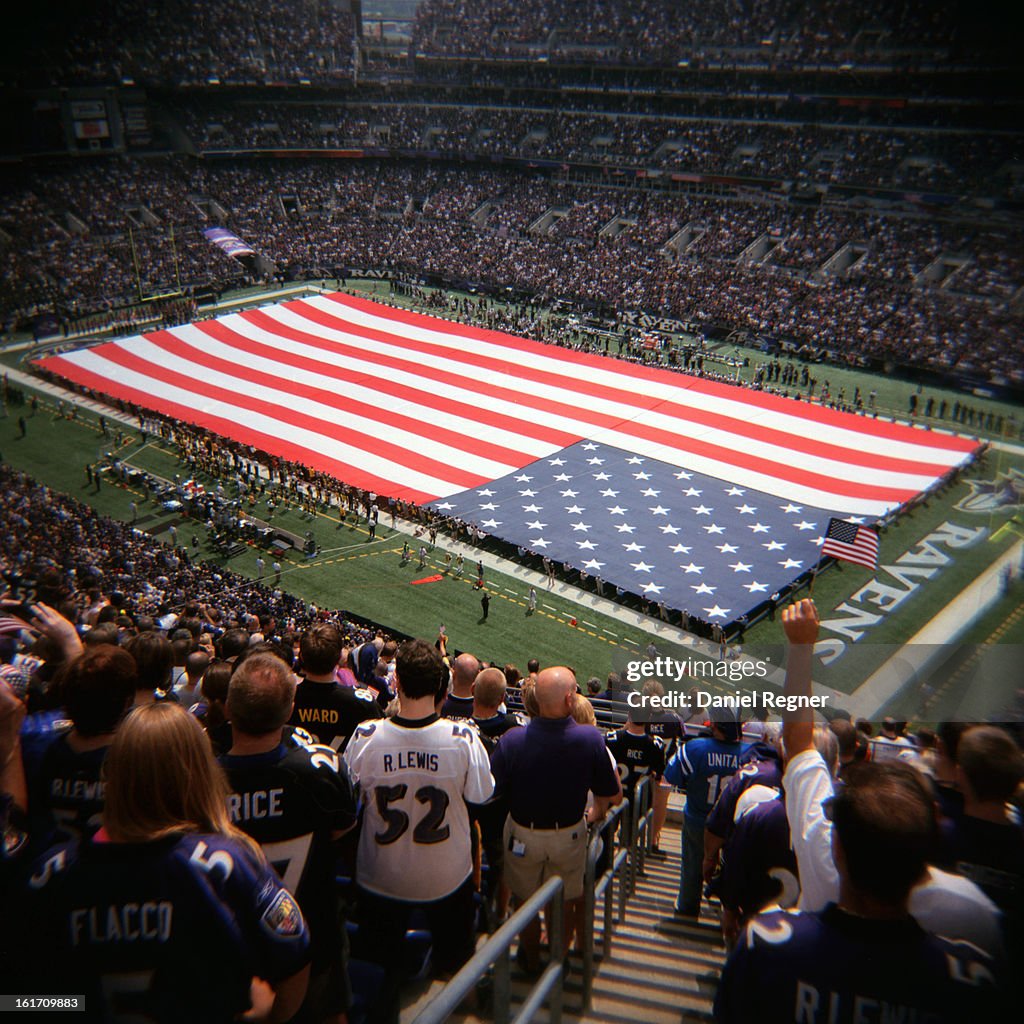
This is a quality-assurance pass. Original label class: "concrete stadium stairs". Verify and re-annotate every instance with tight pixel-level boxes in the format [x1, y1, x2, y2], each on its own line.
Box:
[404, 821, 725, 1024]
[564, 823, 724, 1024]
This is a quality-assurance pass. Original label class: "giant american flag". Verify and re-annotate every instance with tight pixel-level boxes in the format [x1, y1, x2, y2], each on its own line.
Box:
[38, 292, 980, 621]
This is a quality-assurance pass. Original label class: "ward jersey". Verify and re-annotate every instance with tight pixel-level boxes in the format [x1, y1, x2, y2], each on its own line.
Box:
[344, 714, 494, 902]
[13, 832, 310, 1024]
[289, 678, 383, 752]
[220, 734, 358, 960]
[714, 905, 998, 1023]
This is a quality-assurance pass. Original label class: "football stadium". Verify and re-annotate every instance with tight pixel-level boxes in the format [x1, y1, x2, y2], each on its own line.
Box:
[0, 1, 1021, 1021]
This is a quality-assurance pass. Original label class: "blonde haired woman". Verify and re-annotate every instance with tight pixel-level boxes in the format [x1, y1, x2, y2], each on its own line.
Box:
[19, 703, 311, 1023]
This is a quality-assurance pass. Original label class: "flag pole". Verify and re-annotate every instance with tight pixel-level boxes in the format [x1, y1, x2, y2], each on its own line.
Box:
[808, 557, 822, 597]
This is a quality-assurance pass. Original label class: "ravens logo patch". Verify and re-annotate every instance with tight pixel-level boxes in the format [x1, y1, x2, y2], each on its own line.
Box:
[261, 889, 305, 939]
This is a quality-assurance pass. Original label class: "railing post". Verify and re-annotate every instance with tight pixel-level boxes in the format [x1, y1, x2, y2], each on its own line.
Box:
[410, 876, 564, 1024]
[493, 948, 511, 1024]
[549, 885, 564, 1024]
[635, 776, 649, 882]
[582, 822, 598, 1008]
[603, 853, 615, 962]
[618, 801, 630, 925]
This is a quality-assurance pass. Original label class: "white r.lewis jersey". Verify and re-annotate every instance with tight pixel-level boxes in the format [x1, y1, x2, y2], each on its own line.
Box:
[344, 714, 495, 901]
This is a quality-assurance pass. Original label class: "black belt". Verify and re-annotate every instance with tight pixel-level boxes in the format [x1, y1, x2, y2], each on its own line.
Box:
[511, 816, 584, 831]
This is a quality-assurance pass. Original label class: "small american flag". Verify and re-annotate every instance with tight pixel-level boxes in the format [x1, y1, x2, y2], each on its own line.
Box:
[821, 517, 880, 571]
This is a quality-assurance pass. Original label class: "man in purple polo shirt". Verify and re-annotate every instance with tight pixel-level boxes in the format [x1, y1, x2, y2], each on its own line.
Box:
[491, 666, 622, 973]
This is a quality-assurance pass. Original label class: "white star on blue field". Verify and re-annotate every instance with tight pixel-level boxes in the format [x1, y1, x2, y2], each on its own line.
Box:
[429, 441, 871, 624]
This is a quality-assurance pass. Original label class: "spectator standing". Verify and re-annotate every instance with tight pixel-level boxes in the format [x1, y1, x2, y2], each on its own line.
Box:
[472, 668, 522, 747]
[470, 667, 522, 924]
[778, 599, 1008, 961]
[605, 705, 665, 805]
[289, 623, 382, 752]
[13, 703, 312, 1024]
[664, 706, 744, 918]
[490, 667, 622, 971]
[871, 717, 915, 762]
[642, 681, 684, 854]
[940, 725, 1024, 959]
[713, 758, 999, 1022]
[174, 649, 209, 708]
[440, 652, 480, 720]
[27, 645, 136, 848]
[344, 639, 493, 1016]
[222, 653, 359, 1024]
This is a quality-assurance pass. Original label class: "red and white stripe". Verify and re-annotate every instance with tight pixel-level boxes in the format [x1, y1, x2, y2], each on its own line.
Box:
[821, 519, 882, 570]
[38, 292, 980, 514]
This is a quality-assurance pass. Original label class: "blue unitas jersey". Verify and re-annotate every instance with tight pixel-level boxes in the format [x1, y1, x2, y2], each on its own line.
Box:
[714, 904, 998, 1024]
[16, 831, 311, 1023]
[664, 736, 745, 823]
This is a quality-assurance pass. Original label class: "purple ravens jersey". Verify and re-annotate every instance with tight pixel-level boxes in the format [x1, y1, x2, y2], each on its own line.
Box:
[28, 730, 107, 849]
[719, 793, 799, 917]
[605, 729, 665, 797]
[715, 904, 998, 1023]
[706, 757, 783, 840]
[14, 832, 311, 1023]
[289, 679, 383, 752]
[221, 734, 357, 961]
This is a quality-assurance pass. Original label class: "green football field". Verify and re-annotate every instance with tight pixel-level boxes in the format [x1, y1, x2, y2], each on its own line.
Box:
[2, 279, 1022, 717]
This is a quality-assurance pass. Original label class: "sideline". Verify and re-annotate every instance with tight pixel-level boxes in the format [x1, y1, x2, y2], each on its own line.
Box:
[7, 353, 1019, 713]
[844, 539, 1023, 718]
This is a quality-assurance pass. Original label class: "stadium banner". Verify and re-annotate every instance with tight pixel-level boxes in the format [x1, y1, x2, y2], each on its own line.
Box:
[35, 291, 982, 625]
[203, 227, 255, 259]
[73, 119, 110, 140]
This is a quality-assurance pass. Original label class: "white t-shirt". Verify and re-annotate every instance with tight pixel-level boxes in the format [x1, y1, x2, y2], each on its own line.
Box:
[782, 749, 1005, 960]
[910, 867, 1005, 962]
[782, 748, 839, 912]
[344, 715, 494, 902]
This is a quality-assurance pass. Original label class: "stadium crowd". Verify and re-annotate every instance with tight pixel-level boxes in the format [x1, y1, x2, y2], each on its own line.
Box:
[0, 460, 1018, 1021]
[2, 158, 1022, 383]
[179, 101, 1023, 199]
[15, 0, 354, 87]
[410, 0, 959, 67]
[1, 3, 1020, 1020]
[6, 0, 976, 89]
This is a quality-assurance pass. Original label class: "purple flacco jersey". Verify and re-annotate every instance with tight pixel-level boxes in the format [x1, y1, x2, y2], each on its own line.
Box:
[14, 831, 311, 1023]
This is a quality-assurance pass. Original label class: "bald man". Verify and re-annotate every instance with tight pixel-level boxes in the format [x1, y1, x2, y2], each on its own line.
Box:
[471, 667, 521, 746]
[441, 651, 481, 720]
[491, 666, 622, 972]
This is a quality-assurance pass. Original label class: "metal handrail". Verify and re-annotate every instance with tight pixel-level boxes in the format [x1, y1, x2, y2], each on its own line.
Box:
[581, 799, 631, 1008]
[629, 774, 655, 896]
[412, 875, 565, 1024]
